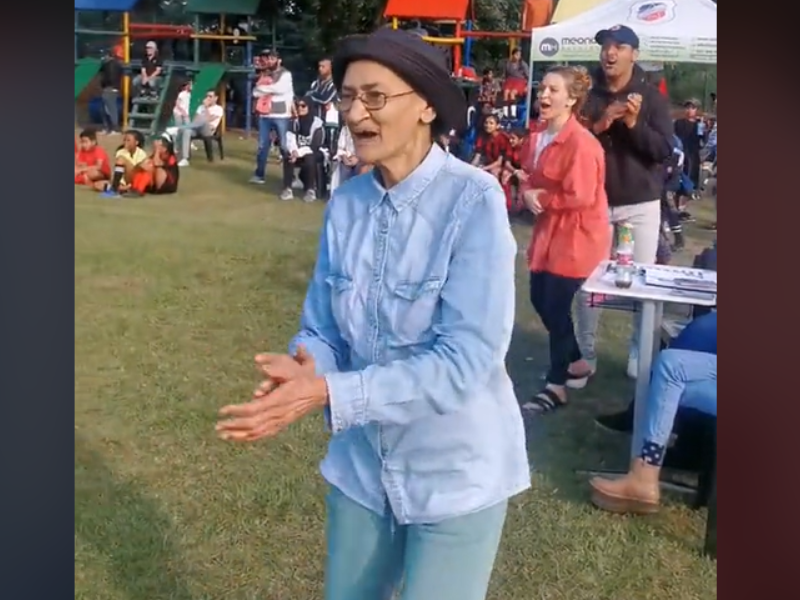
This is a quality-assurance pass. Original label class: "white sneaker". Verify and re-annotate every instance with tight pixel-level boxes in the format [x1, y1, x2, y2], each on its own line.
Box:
[249, 176, 265, 184]
[303, 189, 317, 203]
[279, 188, 294, 201]
[178, 159, 190, 167]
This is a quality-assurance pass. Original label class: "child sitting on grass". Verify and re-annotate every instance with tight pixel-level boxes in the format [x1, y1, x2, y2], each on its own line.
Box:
[126, 132, 180, 197]
[98, 130, 148, 197]
[75, 128, 111, 186]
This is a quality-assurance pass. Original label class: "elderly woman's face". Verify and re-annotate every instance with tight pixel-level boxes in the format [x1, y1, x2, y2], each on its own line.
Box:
[340, 60, 434, 165]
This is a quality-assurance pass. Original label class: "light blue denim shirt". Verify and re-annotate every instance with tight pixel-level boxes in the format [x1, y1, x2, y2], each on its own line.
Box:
[289, 144, 530, 525]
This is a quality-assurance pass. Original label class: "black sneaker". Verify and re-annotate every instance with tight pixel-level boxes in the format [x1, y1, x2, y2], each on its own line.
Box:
[595, 403, 634, 433]
[678, 211, 695, 223]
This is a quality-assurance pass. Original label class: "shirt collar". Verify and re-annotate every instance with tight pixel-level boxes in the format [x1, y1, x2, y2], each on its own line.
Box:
[366, 143, 448, 213]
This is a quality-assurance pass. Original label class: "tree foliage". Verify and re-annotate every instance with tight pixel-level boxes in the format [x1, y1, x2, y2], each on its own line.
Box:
[82, 0, 714, 102]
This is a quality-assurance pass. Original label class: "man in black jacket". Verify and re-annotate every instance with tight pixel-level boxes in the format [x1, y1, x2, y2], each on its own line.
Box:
[99, 45, 124, 134]
[575, 25, 674, 380]
[307, 58, 337, 121]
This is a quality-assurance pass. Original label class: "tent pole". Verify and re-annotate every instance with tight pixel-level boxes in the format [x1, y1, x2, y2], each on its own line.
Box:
[524, 32, 535, 129]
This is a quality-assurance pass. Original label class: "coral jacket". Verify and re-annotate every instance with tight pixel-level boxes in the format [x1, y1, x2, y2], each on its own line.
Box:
[520, 115, 611, 279]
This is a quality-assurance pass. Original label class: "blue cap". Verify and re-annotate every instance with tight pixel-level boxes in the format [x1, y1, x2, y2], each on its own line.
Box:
[595, 25, 640, 49]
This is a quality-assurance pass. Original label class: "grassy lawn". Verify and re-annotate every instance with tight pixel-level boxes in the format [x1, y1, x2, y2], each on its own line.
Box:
[75, 134, 718, 600]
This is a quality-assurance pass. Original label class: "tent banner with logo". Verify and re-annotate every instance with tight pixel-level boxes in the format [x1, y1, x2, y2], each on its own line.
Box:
[529, 0, 717, 64]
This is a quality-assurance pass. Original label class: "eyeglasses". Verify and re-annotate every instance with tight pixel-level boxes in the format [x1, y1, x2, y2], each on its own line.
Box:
[338, 90, 414, 112]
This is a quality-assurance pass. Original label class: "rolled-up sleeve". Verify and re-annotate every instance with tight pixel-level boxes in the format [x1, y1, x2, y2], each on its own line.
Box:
[325, 180, 517, 431]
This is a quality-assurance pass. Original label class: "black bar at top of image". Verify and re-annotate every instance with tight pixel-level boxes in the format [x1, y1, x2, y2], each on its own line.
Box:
[0, 5, 76, 598]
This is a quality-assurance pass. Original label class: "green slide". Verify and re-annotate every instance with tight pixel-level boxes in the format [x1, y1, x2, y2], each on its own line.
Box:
[189, 64, 228, 117]
[75, 58, 102, 99]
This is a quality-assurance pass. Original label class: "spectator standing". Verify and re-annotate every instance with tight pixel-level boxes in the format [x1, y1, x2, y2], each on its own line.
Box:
[250, 49, 295, 185]
[575, 25, 674, 380]
[99, 45, 124, 134]
[307, 58, 337, 120]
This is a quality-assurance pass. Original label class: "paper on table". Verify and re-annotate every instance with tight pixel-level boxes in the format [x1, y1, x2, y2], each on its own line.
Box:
[643, 265, 717, 293]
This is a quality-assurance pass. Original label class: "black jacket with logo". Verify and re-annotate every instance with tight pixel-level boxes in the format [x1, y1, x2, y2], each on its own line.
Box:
[583, 65, 673, 207]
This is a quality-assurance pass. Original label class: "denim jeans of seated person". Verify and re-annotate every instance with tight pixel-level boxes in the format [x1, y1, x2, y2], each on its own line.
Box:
[634, 349, 717, 466]
[324, 486, 508, 600]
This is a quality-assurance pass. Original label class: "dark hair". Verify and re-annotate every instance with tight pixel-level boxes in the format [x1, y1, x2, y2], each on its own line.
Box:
[156, 135, 176, 157]
[79, 128, 98, 141]
[509, 128, 527, 138]
[123, 129, 145, 147]
[482, 67, 493, 76]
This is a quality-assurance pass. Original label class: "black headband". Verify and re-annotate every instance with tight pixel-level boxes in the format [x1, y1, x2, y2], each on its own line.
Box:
[332, 28, 466, 135]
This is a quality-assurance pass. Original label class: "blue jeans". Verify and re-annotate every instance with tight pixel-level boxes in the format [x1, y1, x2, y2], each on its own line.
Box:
[324, 486, 507, 600]
[635, 349, 717, 464]
[254, 116, 289, 178]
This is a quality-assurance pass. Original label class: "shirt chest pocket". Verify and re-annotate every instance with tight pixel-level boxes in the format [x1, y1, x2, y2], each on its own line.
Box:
[386, 277, 444, 346]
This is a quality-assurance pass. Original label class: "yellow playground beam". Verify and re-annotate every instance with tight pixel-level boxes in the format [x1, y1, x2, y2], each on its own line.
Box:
[219, 13, 226, 134]
[122, 11, 131, 129]
[421, 36, 465, 45]
[392, 17, 399, 29]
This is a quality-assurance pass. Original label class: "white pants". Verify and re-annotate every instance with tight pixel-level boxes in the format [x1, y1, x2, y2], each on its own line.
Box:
[574, 199, 661, 367]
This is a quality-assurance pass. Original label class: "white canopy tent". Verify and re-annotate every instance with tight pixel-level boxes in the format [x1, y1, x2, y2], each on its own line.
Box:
[529, 0, 717, 64]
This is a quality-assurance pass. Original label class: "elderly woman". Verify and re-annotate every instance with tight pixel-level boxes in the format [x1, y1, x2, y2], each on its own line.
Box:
[216, 29, 530, 600]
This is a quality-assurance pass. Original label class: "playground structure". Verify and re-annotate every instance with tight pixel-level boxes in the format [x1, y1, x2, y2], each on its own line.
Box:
[74, 0, 262, 136]
[383, 0, 532, 77]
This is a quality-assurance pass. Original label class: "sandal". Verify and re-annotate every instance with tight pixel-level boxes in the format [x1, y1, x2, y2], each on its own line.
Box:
[522, 388, 567, 414]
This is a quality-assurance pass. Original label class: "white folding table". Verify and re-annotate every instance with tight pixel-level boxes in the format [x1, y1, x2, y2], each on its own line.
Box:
[581, 261, 717, 459]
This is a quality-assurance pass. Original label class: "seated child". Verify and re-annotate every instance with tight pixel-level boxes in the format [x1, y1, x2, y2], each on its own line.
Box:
[74, 128, 111, 186]
[127, 132, 180, 196]
[331, 124, 359, 192]
[477, 68, 501, 106]
[471, 114, 510, 178]
[500, 128, 527, 212]
[97, 130, 148, 196]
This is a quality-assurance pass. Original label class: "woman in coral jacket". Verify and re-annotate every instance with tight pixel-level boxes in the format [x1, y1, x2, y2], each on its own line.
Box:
[518, 65, 611, 414]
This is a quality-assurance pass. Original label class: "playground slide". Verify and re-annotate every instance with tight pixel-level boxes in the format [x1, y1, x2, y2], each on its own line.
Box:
[189, 64, 228, 118]
[75, 58, 102, 100]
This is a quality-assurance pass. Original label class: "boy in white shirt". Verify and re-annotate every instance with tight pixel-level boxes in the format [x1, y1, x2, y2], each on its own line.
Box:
[173, 80, 192, 126]
[176, 90, 224, 166]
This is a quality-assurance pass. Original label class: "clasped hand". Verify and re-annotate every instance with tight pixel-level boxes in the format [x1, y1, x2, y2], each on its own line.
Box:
[215, 346, 328, 442]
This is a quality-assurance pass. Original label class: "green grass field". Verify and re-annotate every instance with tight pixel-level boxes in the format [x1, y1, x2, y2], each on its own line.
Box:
[75, 134, 718, 600]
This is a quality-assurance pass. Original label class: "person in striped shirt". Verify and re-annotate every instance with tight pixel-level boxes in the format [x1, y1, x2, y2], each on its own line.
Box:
[307, 58, 338, 120]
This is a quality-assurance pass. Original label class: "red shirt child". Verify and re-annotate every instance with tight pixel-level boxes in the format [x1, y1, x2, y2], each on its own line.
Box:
[75, 130, 111, 185]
